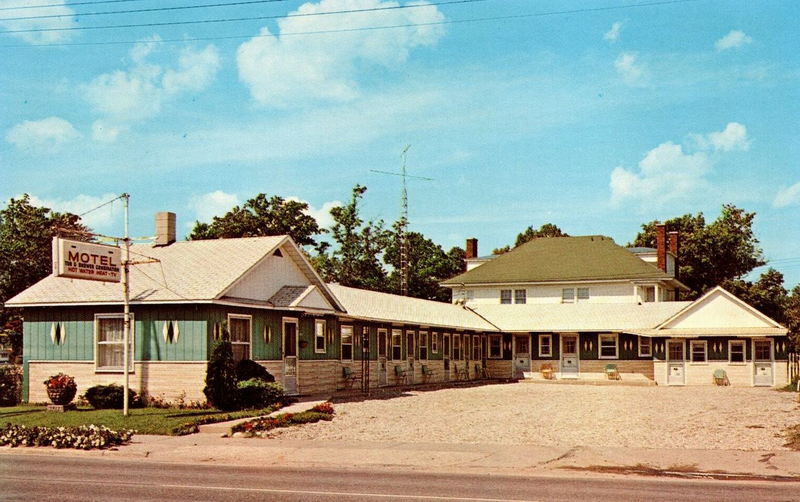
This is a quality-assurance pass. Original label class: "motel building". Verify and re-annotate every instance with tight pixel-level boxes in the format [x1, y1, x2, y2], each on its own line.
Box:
[6, 214, 789, 402]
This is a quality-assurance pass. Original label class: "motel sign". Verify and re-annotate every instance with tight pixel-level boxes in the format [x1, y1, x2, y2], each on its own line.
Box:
[52, 237, 122, 283]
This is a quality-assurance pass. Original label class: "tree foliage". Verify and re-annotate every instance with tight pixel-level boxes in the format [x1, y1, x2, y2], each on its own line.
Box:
[632, 204, 765, 299]
[492, 223, 568, 254]
[188, 194, 321, 246]
[203, 340, 239, 411]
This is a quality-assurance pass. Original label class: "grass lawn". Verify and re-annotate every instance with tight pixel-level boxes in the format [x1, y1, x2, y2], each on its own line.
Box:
[0, 405, 277, 435]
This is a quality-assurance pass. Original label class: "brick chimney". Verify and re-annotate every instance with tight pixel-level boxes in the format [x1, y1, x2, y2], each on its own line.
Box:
[656, 224, 667, 273]
[155, 212, 176, 246]
[465, 238, 478, 259]
[668, 230, 679, 278]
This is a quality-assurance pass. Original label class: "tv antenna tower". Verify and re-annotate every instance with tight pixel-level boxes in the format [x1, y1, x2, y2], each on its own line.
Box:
[371, 145, 433, 296]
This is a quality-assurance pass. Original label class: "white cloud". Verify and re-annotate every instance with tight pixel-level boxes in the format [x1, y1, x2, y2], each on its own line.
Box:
[603, 21, 623, 42]
[774, 182, 800, 208]
[26, 193, 120, 230]
[691, 122, 750, 152]
[85, 38, 220, 139]
[188, 190, 240, 223]
[236, 0, 446, 107]
[0, 0, 77, 44]
[614, 52, 646, 86]
[288, 196, 342, 228]
[6, 116, 80, 149]
[715, 30, 752, 51]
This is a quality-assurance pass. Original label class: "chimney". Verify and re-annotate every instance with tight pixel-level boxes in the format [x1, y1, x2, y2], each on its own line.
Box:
[465, 238, 478, 259]
[668, 230, 679, 278]
[155, 212, 176, 246]
[656, 224, 667, 273]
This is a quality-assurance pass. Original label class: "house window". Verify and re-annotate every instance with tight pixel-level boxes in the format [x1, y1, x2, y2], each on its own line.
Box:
[577, 288, 590, 301]
[729, 340, 745, 363]
[598, 333, 618, 359]
[391, 329, 402, 360]
[691, 341, 707, 363]
[561, 288, 575, 303]
[641, 286, 656, 303]
[514, 289, 526, 304]
[473, 335, 480, 360]
[488, 335, 502, 359]
[754, 340, 772, 361]
[432, 333, 439, 354]
[95, 314, 133, 372]
[228, 315, 251, 363]
[341, 325, 353, 361]
[407, 331, 415, 359]
[453, 334, 461, 360]
[419, 331, 428, 360]
[539, 334, 552, 357]
[500, 289, 512, 304]
[638, 336, 652, 357]
[464, 335, 471, 360]
[315, 320, 326, 353]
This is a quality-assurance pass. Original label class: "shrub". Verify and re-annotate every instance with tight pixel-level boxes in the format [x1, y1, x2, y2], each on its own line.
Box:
[0, 423, 134, 450]
[0, 365, 22, 407]
[83, 384, 142, 409]
[204, 340, 238, 410]
[237, 379, 285, 409]
[310, 401, 334, 415]
[232, 410, 333, 435]
[235, 359, 275, 383]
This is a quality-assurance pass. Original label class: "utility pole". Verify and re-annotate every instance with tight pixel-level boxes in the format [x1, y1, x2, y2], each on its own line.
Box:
[371, 145, 432, 296]
[122, 193, 131, 416]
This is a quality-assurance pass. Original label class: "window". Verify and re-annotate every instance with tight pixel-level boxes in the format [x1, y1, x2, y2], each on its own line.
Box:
[314, 320, 326, 353]
[391, 329, 402, 360]
[729, 340, 745, 363]
[419, 331, 428, 360]
[407, 331, 415, 359]
[473, 335, 480, 360]
[464, 335, 470, 360]
[638, 336, 652, 357]
[690, 340, 707, 363]
[95, 314, 133, 372]
[488, 335, 502, 359]
[598, 333, 618, 359]
[228, 315, 251, 363]
[432, 333, 439, 354]
[378, 329, 387, 358]
[577, 288, 590, 301]
[500, 289, 512, 304]
[514, 289, 526, 304]
[668, 341, 684, 361]
[561, 288, 575, 303]
[539, 334, 552, 357]
[754, 340, 772, 361]
[341, 325, 353, 361]
[453, 334, 461, 360]
[641, 286, 656, 303]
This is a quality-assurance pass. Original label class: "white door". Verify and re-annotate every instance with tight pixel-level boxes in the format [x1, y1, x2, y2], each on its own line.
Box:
[753, 339, 774, 386]
[561, 334, 578, 378]
[514, 335, 531, 378]
[282, 318, 299, 395]
[378, 329, 388, 386]
[443, 335, 450, 381]
[667, 340, 685, 386]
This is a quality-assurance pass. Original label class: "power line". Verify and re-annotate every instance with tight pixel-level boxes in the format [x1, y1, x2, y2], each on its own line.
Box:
[0, 0, 487, 34]
[0, 0, 146, 12]
[0, 0, 287, 22]
[0, 0, 705, 47]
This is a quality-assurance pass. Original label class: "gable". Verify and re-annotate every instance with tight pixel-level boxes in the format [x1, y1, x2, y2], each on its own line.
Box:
[660, 288, 781, 330]
[297, 287, 333, 310]
[225, 244, 311, 301]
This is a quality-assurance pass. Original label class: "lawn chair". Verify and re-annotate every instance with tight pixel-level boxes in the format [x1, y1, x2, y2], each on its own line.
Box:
[474, 363, 489, 380]
[394, 364, 408, 385]
[342, 366, 360, 389]
[453, 363, 465, 381]
[421, 364, 434, 383]
[605, 364, 620, 380]
[713, 369, 729, 386]
[540, 363, 555, 380]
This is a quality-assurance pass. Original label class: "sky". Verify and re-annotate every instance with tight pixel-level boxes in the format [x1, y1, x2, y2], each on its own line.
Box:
[2, 0, 799, 287]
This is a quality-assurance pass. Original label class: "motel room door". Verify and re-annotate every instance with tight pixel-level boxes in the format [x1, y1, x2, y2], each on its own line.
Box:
[378, 329, 388, 387]
[753, 339, 774, 386]
[443, 335, 451, 381]
[513, 335, 531, 378]
[282, 318, 299, 395]
[406, 331, 415, 384]
[667, 340, 686, 386]
[561, 334, 578, 378]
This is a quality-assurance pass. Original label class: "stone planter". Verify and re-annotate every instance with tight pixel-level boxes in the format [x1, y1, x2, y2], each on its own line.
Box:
[46, 386, 77, 406]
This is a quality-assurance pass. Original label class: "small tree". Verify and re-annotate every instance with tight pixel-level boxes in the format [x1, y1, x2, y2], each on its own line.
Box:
[204, 340, 238, 410]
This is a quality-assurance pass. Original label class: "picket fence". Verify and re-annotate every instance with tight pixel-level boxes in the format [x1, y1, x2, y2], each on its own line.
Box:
[789, 353, 800, 384]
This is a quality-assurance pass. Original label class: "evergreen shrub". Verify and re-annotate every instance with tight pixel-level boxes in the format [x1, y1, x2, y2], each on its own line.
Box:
[204, 340, 238, 410]
[83, 384, 141, 409]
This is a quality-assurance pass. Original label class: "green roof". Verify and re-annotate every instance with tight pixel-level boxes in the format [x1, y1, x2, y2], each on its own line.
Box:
[442, 235, 674, 285]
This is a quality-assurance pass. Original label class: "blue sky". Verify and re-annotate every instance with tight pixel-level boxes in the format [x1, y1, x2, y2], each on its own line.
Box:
[2, 0, 799, 286]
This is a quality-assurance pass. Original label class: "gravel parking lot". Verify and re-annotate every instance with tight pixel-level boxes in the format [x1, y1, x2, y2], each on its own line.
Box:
[271, 382, 800, 450]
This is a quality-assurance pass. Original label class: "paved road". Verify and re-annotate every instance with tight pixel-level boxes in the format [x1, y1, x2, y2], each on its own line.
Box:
[0, 455, 797, 501]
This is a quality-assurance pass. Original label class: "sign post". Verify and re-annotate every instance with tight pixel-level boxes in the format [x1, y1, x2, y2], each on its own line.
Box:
[122, 194, 131, 416]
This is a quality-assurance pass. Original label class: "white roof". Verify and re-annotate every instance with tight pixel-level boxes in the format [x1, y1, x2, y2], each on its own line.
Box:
[470, 302, 691, 332]
[327, 284, 497, 331]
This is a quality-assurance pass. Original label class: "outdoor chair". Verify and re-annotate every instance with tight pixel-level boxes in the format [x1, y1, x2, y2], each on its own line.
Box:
[342, 366, 360, 389]
[713, 369, 729, 386]
[474, 363, 489, 379]
[540, 363, 555, 380]
[421, 364, 434, 383]
[605, 364, 620, 380]
[394, 364, 408, 385]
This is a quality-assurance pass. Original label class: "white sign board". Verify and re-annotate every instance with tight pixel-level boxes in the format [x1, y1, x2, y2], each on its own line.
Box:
[52, 237, 122, 283]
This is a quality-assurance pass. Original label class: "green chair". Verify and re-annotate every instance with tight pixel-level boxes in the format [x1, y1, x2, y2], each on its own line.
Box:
[421, 365, 434, 382]
[342, 366, 359, 389]
[605, 364, 620, 380]
[713, 369, 728, 386]
[394, 364, 408, 385]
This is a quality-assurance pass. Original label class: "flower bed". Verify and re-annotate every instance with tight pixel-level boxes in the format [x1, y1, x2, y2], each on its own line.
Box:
[0, 423, 134, 450]
[231, 402, 334, 438]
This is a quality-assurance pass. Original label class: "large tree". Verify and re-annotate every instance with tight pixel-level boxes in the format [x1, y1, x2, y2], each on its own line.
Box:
[313, 185, 390, 292]
[188, 194, 321, 246]
[0, 195, 90, 358]
[723, 268, 788, 325]
[492, 223, 568, 254]
[632, 204, 766, 299]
